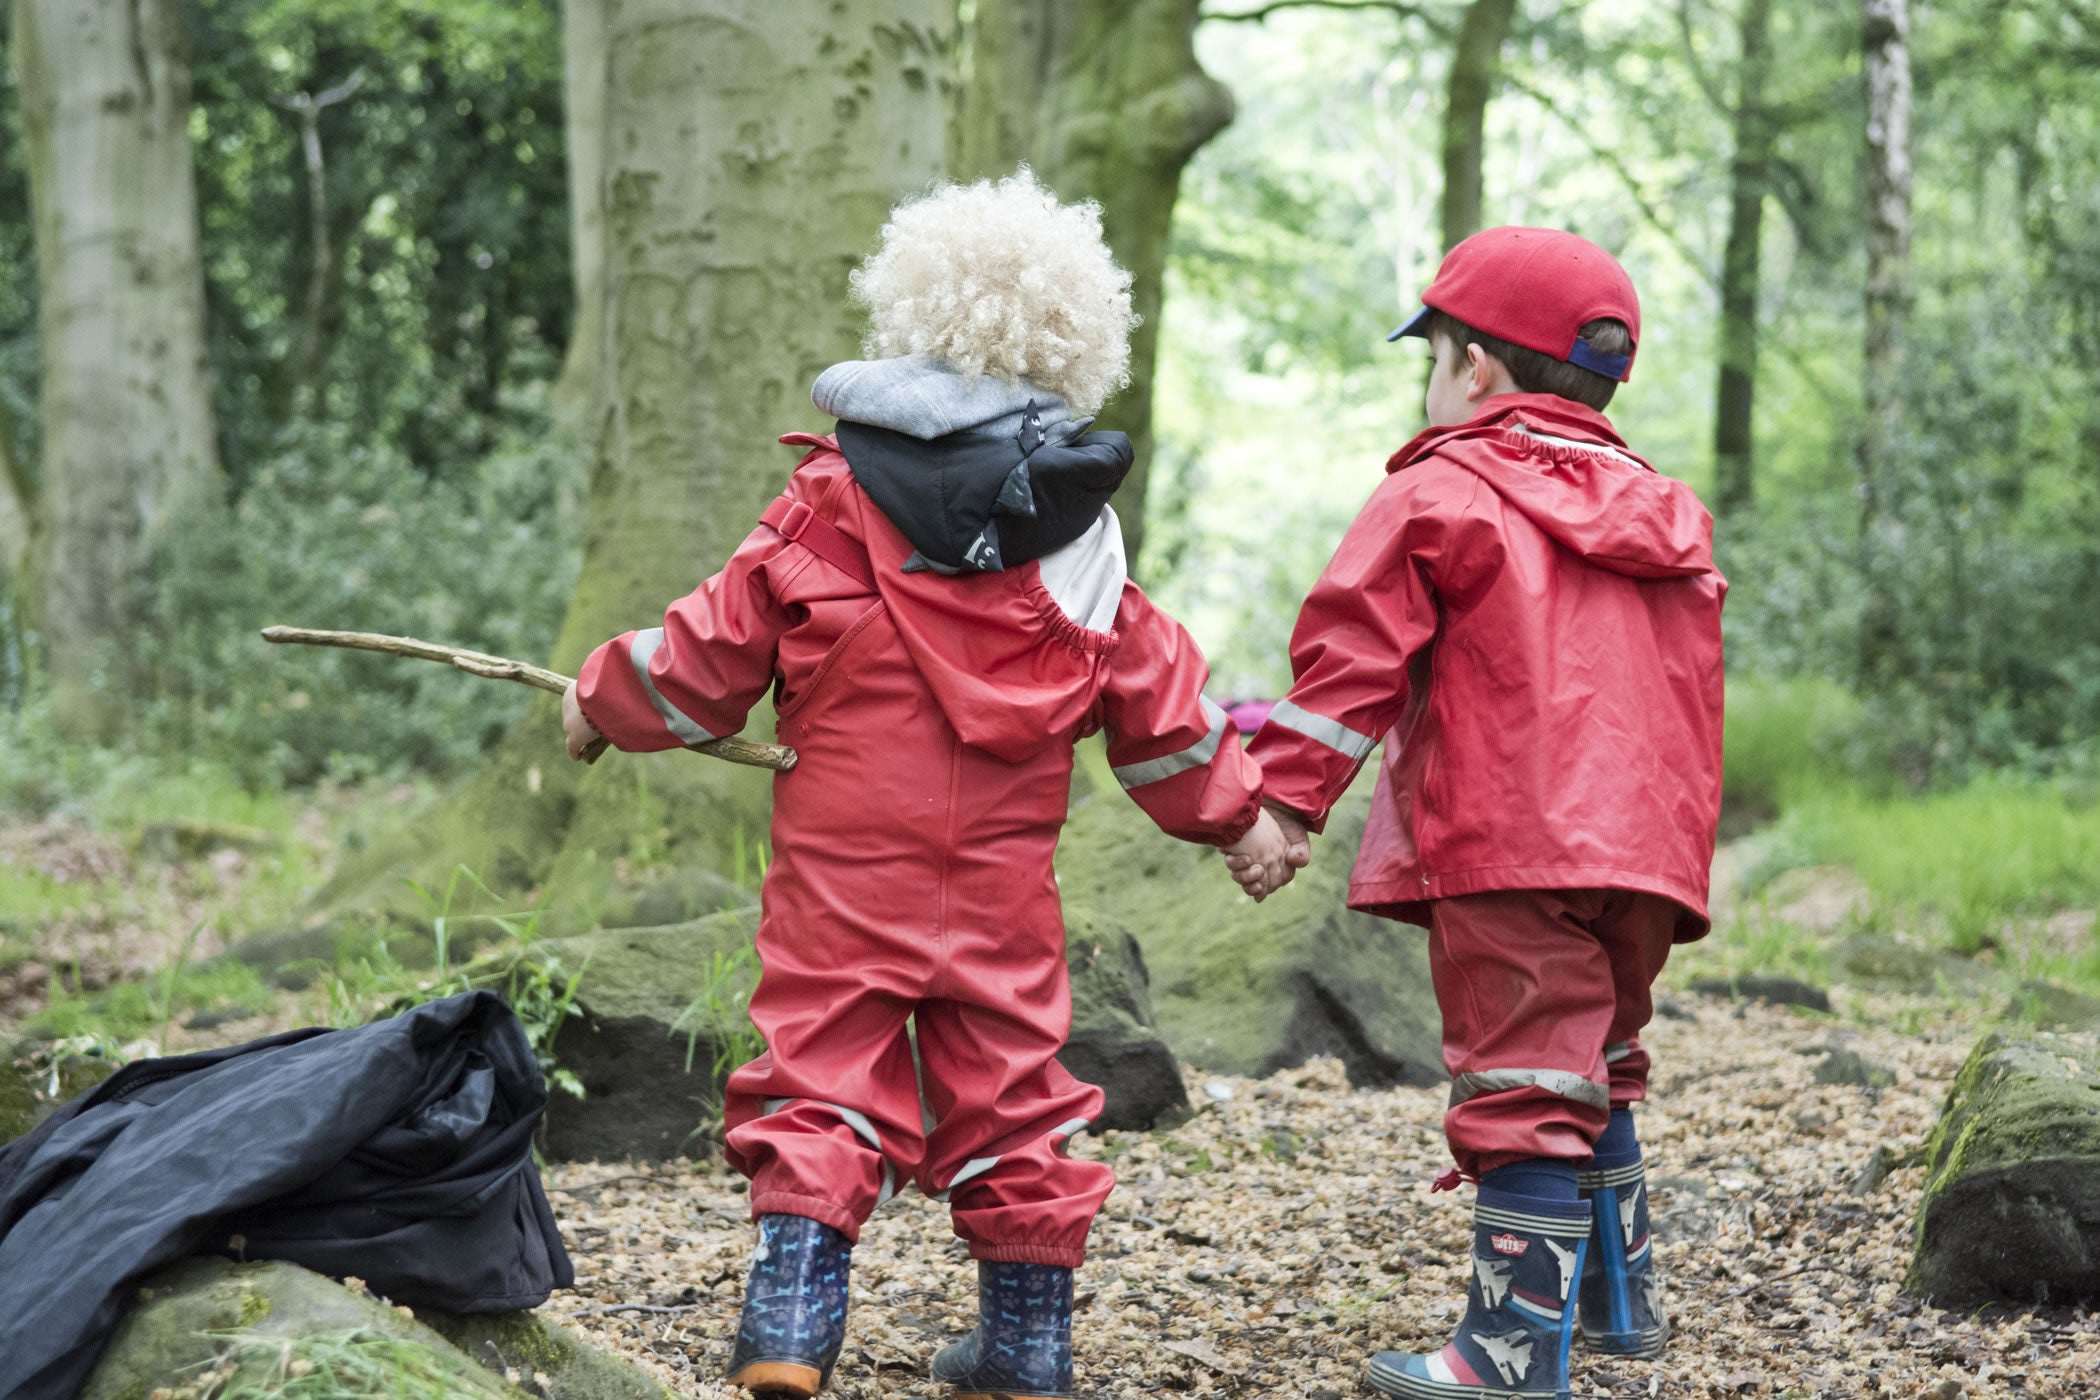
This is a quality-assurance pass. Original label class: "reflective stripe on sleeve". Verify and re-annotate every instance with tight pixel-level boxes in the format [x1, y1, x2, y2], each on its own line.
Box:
[1449, 1067, 1611, 1111]
[628, 628, 718, 746]
[1112, 697, 1230, 790]
[1267, 698, 1379, 762]
[1603, 1041, 1636, 1064]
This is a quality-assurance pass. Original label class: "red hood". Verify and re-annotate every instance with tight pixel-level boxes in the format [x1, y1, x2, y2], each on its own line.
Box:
[783, 436, 1118, 763]
[1387, 395, 1715, 580]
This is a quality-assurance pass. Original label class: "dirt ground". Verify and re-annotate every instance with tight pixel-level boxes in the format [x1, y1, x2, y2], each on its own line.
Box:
[543, 994, 2100, 1400]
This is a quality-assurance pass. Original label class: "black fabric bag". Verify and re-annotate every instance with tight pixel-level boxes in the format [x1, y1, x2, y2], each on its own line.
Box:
[0, 990, 573, 1400]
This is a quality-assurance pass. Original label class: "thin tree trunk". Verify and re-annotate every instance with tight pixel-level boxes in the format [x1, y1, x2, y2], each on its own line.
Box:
[552, 0, 606, 422]
[957, 0, 1233, 571]
[1714, 0, 1774, 518]
[1441, 0, 1519, 252]
[13, 0, 220, 735]
[0, 395, 28, 582]
[324, 0, 952, 918]
[1858, 0, 1912, 681]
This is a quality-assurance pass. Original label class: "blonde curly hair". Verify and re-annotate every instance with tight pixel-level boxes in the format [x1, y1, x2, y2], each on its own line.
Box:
[850, 169, 1137, 416]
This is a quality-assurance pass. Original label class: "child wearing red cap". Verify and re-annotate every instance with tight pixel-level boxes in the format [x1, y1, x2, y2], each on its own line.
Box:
[1238, 227, 1725, 1399]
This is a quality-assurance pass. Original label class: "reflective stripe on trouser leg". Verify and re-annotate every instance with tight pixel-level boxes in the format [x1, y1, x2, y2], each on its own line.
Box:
[1449, 1068, 1612, 1111]
[761, 1097, 900, 1206]
[932, 1117, 1092, 1202]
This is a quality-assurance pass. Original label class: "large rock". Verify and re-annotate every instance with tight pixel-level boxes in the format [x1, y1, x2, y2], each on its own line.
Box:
[1909, 1032, 2100, 1304]
[522, 911, 760, 1162]
[81, 1256, 664, 1400]
[1059, 913, 1191, 1131]
[1054, 784, 1443, 1087]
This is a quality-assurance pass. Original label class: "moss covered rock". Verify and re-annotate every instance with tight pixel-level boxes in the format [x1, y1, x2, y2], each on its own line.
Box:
[1909, 1032, 2100, 1304]
[417, 1309, 671, 1399]
[79, 1257, 528, 1400]
[1060, 912, 1191, 1131]
[0, 1055, 36, 1147]
[1054, 785, 1442, 1086]
[523, 911, 760, 1161]
[78, 1257, 668, 1400]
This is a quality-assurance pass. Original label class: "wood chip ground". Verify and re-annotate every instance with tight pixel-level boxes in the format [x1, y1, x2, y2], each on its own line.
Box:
[542, 993, 2100, 1399]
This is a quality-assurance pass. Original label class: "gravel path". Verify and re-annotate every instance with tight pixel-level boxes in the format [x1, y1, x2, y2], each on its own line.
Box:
[541, 993, 2100, 1399]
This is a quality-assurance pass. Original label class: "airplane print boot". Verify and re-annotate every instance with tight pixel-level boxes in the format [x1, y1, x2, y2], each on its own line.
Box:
[1577, 1149, 1668, 1358]
[929, 1260, 1074, 1399]
[1367, 1186, 1591, 1400]
[725, 1214, 853, 1397]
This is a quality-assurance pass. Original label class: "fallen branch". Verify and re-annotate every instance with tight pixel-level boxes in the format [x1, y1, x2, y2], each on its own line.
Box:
[260, 625, 797, 772]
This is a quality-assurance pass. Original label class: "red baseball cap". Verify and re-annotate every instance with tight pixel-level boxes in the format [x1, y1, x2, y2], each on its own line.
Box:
[1388, 226, 1641, 382]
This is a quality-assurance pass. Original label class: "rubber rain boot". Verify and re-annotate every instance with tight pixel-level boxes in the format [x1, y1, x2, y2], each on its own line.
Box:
[1367, 1187, 1591, 1399]
[930, 1260, 1074, 1399]
[1577, 1150, 1668, 1358]
[725, 1214, 853, 1397]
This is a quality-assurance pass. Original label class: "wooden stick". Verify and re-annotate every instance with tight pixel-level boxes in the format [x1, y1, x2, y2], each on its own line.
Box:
[260, 625, 797, 772]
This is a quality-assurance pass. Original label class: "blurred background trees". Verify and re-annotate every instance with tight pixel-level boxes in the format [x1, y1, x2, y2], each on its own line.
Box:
[0, 0, 2093, 880]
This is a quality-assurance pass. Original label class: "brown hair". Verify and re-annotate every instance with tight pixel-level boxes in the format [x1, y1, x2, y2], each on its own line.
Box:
[1424, 309, 1632, 411]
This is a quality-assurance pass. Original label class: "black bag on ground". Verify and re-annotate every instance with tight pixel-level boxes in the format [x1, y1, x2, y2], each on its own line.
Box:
[0, 989, 573, 1400]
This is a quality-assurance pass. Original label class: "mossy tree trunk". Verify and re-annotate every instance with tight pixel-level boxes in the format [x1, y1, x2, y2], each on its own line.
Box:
[327, 0, 952, 921]
[1440, 0, 1519, 252]
[12, 0, 220, 738]
[1713, 0, 1775, 519]
[956, 0, 1232, 572]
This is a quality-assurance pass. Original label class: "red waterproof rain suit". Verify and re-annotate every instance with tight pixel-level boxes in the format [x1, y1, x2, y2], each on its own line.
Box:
[576, 436, 1261, 1266]
[1246, 395, 1725, 1175]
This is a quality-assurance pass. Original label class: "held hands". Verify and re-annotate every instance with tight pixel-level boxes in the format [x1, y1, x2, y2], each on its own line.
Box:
[1222, 805, 1312, 902]
[561, 681, 606, 763]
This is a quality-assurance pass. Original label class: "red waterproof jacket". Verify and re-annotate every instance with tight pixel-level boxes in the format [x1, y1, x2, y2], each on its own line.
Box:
[1247, 395, 1725, 938]
[575, 436, 1261, 852]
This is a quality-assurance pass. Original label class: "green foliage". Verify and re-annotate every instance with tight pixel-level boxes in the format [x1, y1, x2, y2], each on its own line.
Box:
[138, 414, 584, 785]
[32, 959, 276, 1048]
[188, 0, 570, 481]
[317, 865, 588, 1101]
[671, 941, 763, 1085]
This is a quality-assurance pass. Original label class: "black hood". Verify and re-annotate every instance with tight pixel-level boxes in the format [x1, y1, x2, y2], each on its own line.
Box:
[836, 403, 1133, 574]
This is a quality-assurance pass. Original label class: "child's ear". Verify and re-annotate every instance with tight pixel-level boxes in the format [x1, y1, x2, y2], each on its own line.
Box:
[1464, 342, 1495, 398]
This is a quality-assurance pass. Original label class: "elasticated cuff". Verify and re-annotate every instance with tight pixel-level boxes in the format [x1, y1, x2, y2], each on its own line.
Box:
[969, 1240, 1087, 1268]
[749, 1190, 864, 1245]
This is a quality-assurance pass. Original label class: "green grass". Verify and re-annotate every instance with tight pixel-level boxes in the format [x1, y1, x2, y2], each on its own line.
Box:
[188, 1327, 518, 1400]
[32, 958, 276, 1046]
[1722, 676, 1862, 816]
[1785, 783, 2100, 956]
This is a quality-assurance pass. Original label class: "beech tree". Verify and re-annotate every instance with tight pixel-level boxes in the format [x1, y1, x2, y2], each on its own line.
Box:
[958, 0, 1233, 568]
[12, 0, 219, 734]
[331, 0, 953, 914]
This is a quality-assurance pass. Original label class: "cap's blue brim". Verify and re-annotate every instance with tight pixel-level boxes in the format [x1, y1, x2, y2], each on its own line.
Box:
[1385, 306, 1433, 343]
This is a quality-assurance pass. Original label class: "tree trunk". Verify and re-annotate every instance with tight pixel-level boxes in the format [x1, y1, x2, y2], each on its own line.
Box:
[1858, 0, 1912, 681]
[325, 0, 952, 920]
[0, 399, 28, 584]
[1714, 0, 1774, 519]
[552, 0, 607, 422]
[13, 0, 220, 736]
[1441, 0, 1519, 252]
[957, 0, 1233, 572]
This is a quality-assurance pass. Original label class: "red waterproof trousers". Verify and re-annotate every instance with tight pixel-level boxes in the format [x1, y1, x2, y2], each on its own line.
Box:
[576, 441, 1261, 1267]
[1430, 888, 1679, 1177]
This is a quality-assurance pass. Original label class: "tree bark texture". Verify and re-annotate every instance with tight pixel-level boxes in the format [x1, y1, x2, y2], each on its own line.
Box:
[1858, 0, 1911, 680]
[552, 0, 607, 421]
[326, 0, 953, 918]
[1714, 0, 1774, 518]
[957, 0, 1233, 571]
[12, 0, 220, 731]
[1441, 0, 1519, 253]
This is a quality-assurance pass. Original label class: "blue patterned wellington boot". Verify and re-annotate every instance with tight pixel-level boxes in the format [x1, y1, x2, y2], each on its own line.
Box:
[725, 1214, 853, 1397]
[929, 1261, 1074, 1399]
[1367, 1187, 1591, 1400]
[1577, 1150, 1669, 1358]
